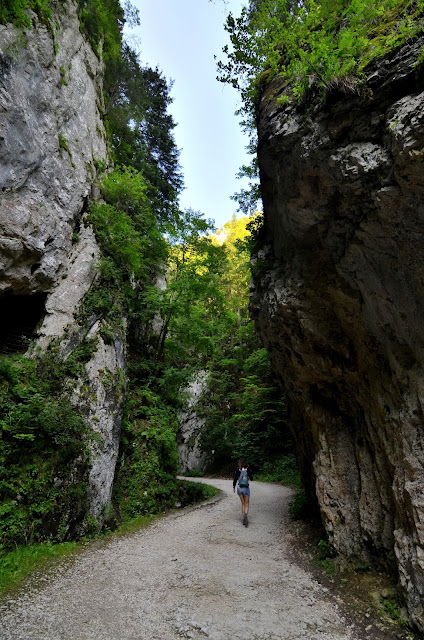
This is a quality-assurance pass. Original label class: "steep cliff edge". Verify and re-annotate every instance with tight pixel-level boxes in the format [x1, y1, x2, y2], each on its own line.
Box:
[0, 2, 123, 532]
[252, 37, 424, 631]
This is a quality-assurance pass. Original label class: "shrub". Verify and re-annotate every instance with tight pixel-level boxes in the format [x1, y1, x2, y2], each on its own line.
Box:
[256, 454, 301, 488]
[0, 0, 52, 28]
[0, 353, 93, 550]
[112, 374, 180, 520]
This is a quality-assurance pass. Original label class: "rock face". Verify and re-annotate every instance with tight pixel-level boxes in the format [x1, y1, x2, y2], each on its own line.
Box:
[252, 38, 424, 631]
[177, 371, 209, 474]
[0, 1, 106, 294]
[0, 4, 124, 526]
[70, 321, 126, 522]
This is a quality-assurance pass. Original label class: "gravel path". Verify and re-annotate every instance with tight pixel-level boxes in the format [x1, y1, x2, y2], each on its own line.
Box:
[0, 479, 362, 640]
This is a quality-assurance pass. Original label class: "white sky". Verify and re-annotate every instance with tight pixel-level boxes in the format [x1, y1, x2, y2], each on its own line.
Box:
[126, 0, 250, 229]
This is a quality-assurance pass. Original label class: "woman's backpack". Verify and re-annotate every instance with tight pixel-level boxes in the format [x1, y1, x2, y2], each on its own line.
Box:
[238, 469, 249, 488]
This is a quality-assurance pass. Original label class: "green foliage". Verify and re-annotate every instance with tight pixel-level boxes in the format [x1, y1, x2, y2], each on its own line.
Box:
[288, 489, 309, 520]
[59, 66, 68, 86]
[182, 469, 205, 478]
[383, 597, 401, 622]
[104, 194, 293, 520]
[320, 557, 336, 575]
[153, 209, 231, 364]
[232, 371, 288, 462]
[200, 321, 292, 472]
[255, 454, 301, 487]
[58, 133, 70, 155]
[100, 166, 149, 214]
[176, 479, 219, 504]
[105, 45, 183, 219]
[89, 204, 144, 278]
[354, 560, 371, 572]
[96, 168, 165, 267]
[77, 0, 125, 64]
[212, 213, 254, 317]
[83, 169, 184, 531]
[0, 353, 93, 551]
[112, 364, 180, 519]
[0, 0, 51, 28]
[190, 216, 292, 473]
[318, 538, 332, 557]
[219, 0, 424, 109]
[83, 167, 166, 328]
[316, 537, 336, 575]
[153, 213, 295, 477]
[93, 157, 107, 175]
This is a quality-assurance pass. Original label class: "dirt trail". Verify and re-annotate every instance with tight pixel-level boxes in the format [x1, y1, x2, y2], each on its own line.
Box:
[1, 479, 367, 640]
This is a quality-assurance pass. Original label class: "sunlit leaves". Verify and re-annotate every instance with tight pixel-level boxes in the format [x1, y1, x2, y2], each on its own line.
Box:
[218, 0, 424, 108]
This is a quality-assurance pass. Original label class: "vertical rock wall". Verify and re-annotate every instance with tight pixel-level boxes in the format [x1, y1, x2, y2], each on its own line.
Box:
[0, 3, 124, 527]
[252, 38, 424, 631]
[0, 0, 106, 294]
[177, 371, 209, 474]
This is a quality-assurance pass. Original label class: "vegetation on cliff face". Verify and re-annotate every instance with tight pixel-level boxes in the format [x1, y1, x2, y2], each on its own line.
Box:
[0, 351, 94, 550]
[0, 0, 51, 27]
[218, 0, 424, 110]
[0, 0, 295, 556]
[0, 0, 183, 550]
[218, 0, 424, 213]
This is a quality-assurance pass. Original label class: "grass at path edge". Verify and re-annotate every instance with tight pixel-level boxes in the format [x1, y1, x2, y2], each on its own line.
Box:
[0, 479, 219, 598]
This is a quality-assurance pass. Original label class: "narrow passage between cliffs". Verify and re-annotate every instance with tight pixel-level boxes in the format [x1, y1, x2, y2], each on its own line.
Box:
[0, 479, 381, 640]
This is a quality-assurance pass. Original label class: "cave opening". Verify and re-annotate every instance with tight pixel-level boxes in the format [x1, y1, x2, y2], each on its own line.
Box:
[0, 292, 48, 354]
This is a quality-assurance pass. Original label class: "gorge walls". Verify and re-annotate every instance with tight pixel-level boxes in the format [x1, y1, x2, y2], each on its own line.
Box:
[0, 2, 124, 528]
[252, 37, 424, 630]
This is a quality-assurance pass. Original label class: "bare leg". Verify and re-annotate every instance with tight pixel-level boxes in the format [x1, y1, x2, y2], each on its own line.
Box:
[244, 495, 250, 517]
[239, 494, 244, 517]
[240, 495, 250, 525]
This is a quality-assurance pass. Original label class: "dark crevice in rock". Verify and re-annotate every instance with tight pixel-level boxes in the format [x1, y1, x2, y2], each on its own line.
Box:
[72, 195, 90, 241]
[0, 291, 48, 353]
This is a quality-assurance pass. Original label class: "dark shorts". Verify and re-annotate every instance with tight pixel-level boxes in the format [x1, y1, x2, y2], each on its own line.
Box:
[237, 486, 250, 497]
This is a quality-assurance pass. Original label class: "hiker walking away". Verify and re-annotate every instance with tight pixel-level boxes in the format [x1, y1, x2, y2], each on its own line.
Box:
[233, 458, 253, 526]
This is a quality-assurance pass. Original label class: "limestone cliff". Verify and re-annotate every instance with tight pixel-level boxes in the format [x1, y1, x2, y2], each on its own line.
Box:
[0, 2, 123, 528]
[252, 37, 424, 630]
[0, 2, 106, 294]
[177, 371, 209, 474]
